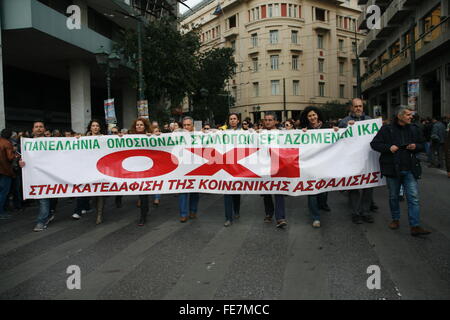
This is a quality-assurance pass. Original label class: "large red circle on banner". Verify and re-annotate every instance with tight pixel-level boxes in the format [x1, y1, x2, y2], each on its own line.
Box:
[97, 149, 178, 178]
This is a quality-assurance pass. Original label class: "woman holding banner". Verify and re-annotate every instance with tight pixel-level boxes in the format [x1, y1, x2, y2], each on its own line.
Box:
[87, 120, 107, 225]
[223, 113, 242, 227]
[128, 118, 152, 226]
[300, 107, 338, 228]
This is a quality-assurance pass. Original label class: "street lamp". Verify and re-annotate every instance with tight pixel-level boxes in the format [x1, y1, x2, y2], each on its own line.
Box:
[95, 46, 121, 100]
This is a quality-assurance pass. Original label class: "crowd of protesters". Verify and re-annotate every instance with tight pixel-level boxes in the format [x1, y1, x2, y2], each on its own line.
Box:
[1, 101, 449, 237]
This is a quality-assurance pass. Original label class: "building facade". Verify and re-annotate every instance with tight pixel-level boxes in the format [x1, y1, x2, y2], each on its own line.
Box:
[358, 0, 450, 119]
[0, 0, 178, 132]
[182, 0, 366, 122]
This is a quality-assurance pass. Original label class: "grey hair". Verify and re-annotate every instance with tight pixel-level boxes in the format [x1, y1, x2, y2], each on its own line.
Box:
[182, 116, 194, 123]
[264, 112, 277, 121]
[394, 105, 413, 117]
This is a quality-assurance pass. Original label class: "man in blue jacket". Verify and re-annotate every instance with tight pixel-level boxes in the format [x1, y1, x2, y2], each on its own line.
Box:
[370, 106, 431, 237]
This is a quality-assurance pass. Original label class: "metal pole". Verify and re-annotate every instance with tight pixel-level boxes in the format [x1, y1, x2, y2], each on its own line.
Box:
[283, 78, 286, 121]
[106, 66, 111, 100]
[355, 27, 361, 98]
[409, 17, 416, 78]
[137, 19, 145, 101]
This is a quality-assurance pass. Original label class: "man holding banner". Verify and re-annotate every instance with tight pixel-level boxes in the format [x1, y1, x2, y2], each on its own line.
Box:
[262, 112, 287, 229]
[339, 98, 374, 224]
[178, 116, 200, 223]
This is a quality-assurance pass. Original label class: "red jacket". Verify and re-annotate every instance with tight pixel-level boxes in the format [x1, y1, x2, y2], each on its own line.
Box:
[0, 137, 15, 177]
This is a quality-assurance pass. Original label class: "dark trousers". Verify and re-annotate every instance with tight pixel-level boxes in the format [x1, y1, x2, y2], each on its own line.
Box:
[263, 195, 285, 221]
[139, 195, 149, 216]
[431, 142, 445, 168]
[349, 188, 373, 217]
[224, 194, 241, 222]
[74, 197, 91, 214]
[308, 192, 328, 221]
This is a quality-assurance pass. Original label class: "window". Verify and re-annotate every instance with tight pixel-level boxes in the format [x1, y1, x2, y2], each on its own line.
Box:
[270, 55, 279, 70]
[353, 86, 358, 98]
[293, 80, 300, 96]
[339, 61, 345, 75]
[318, 59, 324, 73]
[271, 80, 280, 95]
[274, 4, 280, 17]
[352, 62, 358, 78]
[318, 35, 324, 49]
[270, 30, 279, 44]
[228, 15, 237, 28]
[319, 82, 325, 97]
[268, 4, 273, 18]
[352, 41, 357, 54]
[253, 82, 260, 97]
[315, 8, 326, 22]
[292, 55, 299, 70]
[291, 30, 298, 44]
[339, 39, 344, 51]
[232, 86, 237, 99]
[251, 33, 258, 47]
[231, 40, 236, 52]
[340, 84, 345, 98]
[252, 57, 258, 72]
[288, 4, 293, 17]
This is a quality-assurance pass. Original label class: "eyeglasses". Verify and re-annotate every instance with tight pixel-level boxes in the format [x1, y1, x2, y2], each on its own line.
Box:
[285, 123, 292, 127]
[203, 127, 211, 130]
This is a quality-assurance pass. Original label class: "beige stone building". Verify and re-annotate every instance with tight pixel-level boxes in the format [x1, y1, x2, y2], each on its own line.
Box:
[181, 0, 366, 122]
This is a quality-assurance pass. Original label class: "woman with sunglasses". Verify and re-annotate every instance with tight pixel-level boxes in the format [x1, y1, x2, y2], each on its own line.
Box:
[284, 119, 295, 130]
[300, 107, 338, 228]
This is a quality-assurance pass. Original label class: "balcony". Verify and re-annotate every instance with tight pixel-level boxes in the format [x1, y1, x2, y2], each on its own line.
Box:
[223, 27, 239, 39]
[266, 43, 282, 51]
[338, 50, 348, 59]
[312, 21, 332, 32]
[248, 46, 259, 55]
[289, 43, 302, 52]
[384, 0, 414, 26]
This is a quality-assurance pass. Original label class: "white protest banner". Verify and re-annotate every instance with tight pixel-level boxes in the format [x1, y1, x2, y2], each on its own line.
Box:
[22, 119, 385, 199]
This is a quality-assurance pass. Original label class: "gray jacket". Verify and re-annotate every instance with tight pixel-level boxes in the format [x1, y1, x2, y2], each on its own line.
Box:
[431, 121, 446, 143]
[338, 113, 372, 128]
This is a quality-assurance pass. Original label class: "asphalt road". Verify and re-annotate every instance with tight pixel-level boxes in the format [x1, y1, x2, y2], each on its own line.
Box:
[0, 166, 449, 300]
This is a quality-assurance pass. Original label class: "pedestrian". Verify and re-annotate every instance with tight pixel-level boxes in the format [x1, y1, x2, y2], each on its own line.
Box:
[18, 121, 54, 231]
[261, 112, 287, 228]
[370, 106, 430, 237]
[338, 98, 375, 224]
[429, 117, 446, 169]
[284, 119, 295, 130]
[86, 119, 106, 225]
[128, 118, 152, 226]
[445, 121, 450, 178]
[300, 107, 338, 228]
[0, 129, 16, 220]
[179, 116, 200, 223]
[223, 113, 242, 227]
[150, 125, 162, 206]
[109, 126, 123, 208]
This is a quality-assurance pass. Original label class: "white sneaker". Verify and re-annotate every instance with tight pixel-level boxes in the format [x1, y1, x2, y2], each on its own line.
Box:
[72, 213, 81, 220]
[312, 220, 321, 228]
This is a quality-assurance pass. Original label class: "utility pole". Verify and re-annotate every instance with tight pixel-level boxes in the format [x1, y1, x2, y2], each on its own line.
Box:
[355, 26, 361, 98]
[137, 18, 145, 101]
[409, 16, 416, 78]
[283, 78, 286, 121]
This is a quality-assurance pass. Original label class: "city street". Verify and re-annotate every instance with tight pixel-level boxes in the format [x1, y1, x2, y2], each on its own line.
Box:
[0, 166, 449, 300]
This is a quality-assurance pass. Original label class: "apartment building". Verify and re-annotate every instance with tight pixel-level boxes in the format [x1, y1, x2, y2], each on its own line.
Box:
[358, 0, 450, 118]
[181, 0, 366, 122]
[0, 0, 178, 131]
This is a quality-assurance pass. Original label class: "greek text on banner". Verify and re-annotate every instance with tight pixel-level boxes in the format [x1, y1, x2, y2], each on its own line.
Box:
[22, 119, 385, 199]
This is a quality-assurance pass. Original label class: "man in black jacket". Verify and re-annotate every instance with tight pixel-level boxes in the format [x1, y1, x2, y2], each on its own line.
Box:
[370, 106, 430, 237]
